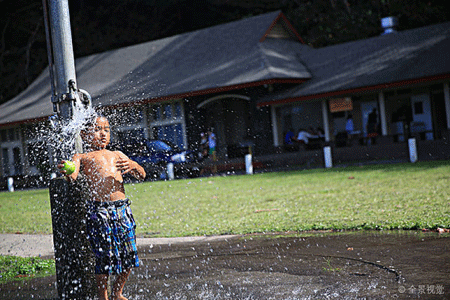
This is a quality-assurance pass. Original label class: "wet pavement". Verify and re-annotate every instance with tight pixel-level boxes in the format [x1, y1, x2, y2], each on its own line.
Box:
[1, 230, 449, 299]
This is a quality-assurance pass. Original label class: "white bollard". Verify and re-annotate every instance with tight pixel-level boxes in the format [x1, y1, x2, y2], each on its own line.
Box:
[408, 138, 418, 163]
[167, 163, 175, 180]
[324, 146, 333, 168]
[7, 177, 14, 192]
[245, 154, 253, 175]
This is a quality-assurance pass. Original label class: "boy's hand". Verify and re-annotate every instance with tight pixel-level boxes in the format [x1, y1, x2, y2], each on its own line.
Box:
[57, 160, 68, 175]
[116, 155, 146, 180]
[116, 151, 146, 180]
[116, 157, 133, 175]
[57, 160, 76, 181]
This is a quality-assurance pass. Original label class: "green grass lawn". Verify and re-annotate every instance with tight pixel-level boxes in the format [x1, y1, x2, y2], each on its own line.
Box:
[1, 161, 449, 237]
[0, 256, 55, 283]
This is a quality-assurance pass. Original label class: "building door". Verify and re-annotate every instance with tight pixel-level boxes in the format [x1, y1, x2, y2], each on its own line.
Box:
[13, 147, 22, 175]
[1, 148, 10, 176]
[1, 144, 22, 176]
[203, 100, 225, 156]
[361, 101, 378, 136]
[430, 91, 447, 139]
[202, 97, 251, 158]
[411, 94, 433, 140]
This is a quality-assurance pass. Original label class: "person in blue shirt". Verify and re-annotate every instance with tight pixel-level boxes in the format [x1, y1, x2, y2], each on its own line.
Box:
[346, 114, 354, 138]
[284, 128, 295, 145]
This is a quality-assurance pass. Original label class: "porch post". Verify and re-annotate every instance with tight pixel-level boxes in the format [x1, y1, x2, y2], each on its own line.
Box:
[271, 106, 279, 146]
[444, 82, 450, 129]
[378, 91, 388, 135]
[321, 100, 330, 142]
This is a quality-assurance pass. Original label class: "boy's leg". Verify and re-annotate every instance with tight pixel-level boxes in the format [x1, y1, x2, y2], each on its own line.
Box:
[111, 268, 132, 300]
[96, 274, 109, 300]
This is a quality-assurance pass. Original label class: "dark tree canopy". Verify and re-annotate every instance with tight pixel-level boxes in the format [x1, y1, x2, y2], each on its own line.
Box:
[1, 0, 449, 104]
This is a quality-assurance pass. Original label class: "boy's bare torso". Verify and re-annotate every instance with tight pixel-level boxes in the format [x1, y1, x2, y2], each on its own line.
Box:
[59, 116, 145, 204]
[79, 149, 126, 202]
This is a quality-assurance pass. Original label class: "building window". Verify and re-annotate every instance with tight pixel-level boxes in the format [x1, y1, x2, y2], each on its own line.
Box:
[153, 123, 183, 148]
[114, 107, 144, 125]
[164, 104, 172, 119]
[152, 103, 180, 121]
[107, 102, 186, 149]
[414, 101, 423, 114]
[149, 101, 186, 149]
[108, 106, 148, 146]
[0, 128, 19, 142]
[26, 141, 50, 175]
[8, 128, 18, 141]
[24, 123, 46, 140]
[1, 130, 7, 142]
[174, 102, 182, 118]
[116, 128, 145, 144]
[154, 105, 161, 120]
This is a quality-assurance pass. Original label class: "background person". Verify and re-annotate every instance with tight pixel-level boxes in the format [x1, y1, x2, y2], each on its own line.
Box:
[346, 114, 354, 138]
[293, 128, 317, 145]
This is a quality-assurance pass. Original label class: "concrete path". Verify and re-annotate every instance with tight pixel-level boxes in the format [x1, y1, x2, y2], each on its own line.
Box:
[0, 233, 239, 258]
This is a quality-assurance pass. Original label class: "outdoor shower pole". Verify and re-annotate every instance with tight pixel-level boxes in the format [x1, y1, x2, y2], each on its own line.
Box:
[45, 0, 77, 121]
[43, 0, 95, 298]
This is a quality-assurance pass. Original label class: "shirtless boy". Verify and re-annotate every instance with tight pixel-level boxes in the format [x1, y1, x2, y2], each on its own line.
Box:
[58, 115, 146, 300]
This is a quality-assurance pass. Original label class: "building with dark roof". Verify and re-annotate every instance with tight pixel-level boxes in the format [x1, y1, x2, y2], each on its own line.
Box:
[1, 11, 450, 186]
[258, 19, 450, 165]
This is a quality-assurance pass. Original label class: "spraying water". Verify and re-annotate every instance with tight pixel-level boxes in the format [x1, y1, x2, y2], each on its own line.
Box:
[48, 104, 97, 162]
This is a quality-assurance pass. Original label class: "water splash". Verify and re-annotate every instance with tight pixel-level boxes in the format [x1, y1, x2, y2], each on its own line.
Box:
[48, 104, 97, 161]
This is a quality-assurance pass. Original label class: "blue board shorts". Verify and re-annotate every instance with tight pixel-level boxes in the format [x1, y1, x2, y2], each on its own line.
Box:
[86, 199, 139, 274]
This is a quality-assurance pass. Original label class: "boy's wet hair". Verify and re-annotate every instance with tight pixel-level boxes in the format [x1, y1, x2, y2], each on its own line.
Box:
[81, 112, 108, 134]
[83, 112, 106, 129]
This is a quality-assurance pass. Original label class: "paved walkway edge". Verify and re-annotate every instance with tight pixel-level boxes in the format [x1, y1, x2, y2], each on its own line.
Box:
[0, 234, 240, 258]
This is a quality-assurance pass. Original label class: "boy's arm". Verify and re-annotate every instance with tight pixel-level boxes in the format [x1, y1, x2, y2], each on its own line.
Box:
[57, 153, 82, 181]
[116, 151, 146, 181]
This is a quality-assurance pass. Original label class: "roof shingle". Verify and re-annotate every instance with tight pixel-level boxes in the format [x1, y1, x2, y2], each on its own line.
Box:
[0, 11, 309, 125]
[258, 21, 450, 106]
